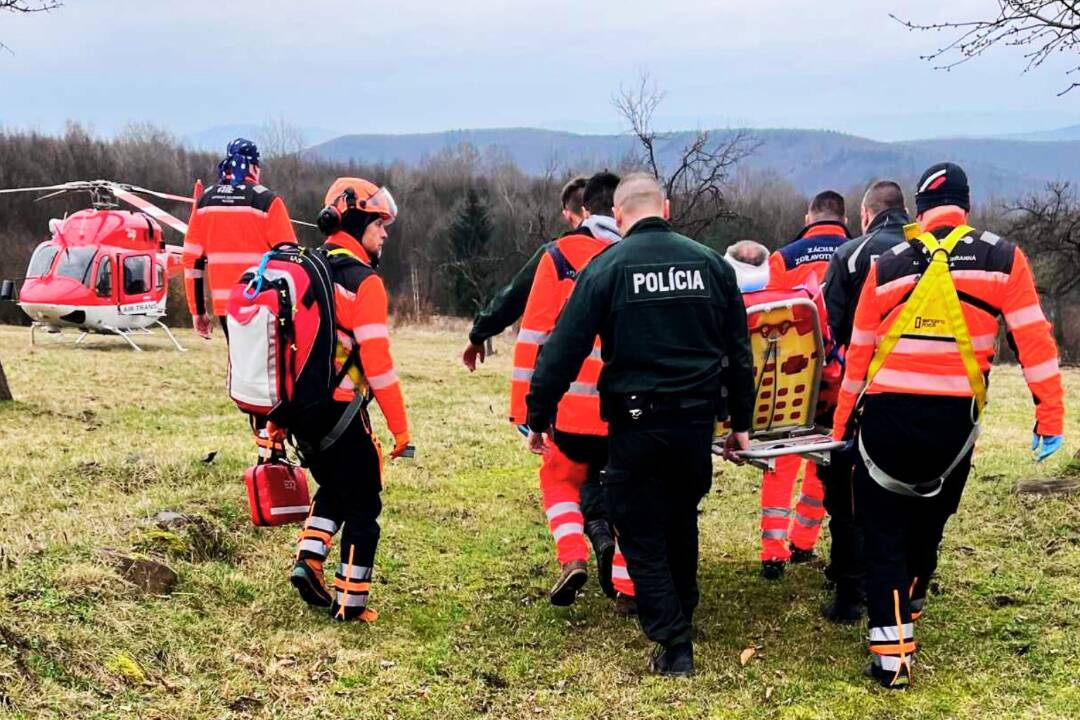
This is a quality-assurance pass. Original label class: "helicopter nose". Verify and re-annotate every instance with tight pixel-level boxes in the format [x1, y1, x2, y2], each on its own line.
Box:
[18, 276, 91, 305]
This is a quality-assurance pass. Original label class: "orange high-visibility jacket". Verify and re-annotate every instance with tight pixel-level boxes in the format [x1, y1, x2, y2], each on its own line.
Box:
[182, 182, 296, 317]
[510, 231, 614, 436]
[769, 220, 851, 289]
[833, 212, 1064, 438]
[322, 232, 408, 437]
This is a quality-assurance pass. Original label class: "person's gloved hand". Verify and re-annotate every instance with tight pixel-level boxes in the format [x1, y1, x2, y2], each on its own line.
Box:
[462, 342, 486, 372]
[193, 314, 214, 339]
[516, 424, 530, 438]
[390, 431, 412, 459]
[1032, 433, 1064, 463]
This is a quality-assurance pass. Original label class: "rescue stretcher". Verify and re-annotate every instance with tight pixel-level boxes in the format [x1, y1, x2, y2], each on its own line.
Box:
[713, 288, 844, 470]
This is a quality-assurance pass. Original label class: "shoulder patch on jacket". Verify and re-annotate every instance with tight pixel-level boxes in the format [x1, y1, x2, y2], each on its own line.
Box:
[979, 231, 1000, 246]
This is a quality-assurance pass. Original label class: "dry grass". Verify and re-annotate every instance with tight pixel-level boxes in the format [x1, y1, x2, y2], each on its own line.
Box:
[0, 323, 1077, 719]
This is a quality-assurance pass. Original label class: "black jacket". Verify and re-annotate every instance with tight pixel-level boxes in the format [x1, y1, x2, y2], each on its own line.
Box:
[526, 217, 755, 433]
[823, 208, 910, 347]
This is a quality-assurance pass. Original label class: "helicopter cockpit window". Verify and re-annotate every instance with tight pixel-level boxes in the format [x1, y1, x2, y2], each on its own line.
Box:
[54, 246, 98, 286]
[27, 243, 60, 278]
[123, 255, 152, 295]
[95, 256, 113, 297]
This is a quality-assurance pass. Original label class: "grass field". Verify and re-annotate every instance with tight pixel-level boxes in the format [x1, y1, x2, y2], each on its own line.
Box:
[0, 322, 1077, 719]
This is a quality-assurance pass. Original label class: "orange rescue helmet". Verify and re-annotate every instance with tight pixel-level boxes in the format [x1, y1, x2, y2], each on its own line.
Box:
[323, 177, 398, 225]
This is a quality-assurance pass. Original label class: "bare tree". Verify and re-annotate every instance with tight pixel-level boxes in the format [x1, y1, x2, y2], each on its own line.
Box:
[613, 72, 758, 237]
[894, 2, 1080, 94]
[1003, 181, 1080, 358]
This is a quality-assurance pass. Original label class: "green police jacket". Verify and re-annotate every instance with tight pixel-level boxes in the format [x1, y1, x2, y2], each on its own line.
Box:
[526, 216, 755, 433]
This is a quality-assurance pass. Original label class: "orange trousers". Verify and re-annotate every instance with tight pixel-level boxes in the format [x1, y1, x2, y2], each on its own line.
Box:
[540, 442, 634, 596]
[759, 455, 825, 562]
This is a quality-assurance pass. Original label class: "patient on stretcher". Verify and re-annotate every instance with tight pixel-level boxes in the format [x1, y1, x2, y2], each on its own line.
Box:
[715, 244, 842, 464]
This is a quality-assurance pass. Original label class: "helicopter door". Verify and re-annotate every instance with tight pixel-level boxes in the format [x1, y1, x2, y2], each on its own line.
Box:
[118, 252, 157, 316]
[93, 254, 114, 300]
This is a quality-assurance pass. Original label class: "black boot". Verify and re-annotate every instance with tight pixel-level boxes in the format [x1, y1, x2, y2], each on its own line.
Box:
[585, 520, 616, 599]
[549, 560, 588, 606]
[760, 560, 786, 581]
[649, 642, 694, 677]
[614, 592, 637, 617]
[863, 659, 911, 689]
[789, 544, 815, 564]
[821, 582, 866, 625]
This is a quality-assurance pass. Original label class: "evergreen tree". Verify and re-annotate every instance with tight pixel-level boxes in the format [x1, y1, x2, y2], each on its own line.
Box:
[446, 188, 496, 314]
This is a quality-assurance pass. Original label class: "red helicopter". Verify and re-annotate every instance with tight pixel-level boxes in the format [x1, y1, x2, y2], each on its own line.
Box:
[0, 180, 195, 351]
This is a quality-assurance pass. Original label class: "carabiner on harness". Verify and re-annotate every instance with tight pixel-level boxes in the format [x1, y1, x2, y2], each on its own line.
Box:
[243, 251, 275, 300]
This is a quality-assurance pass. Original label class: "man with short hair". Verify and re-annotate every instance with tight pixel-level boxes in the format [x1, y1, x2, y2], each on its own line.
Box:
[758, 191, 852, 580]
[511, 171, 634, 610]
[834, 162, 1065, 688]
[526, 172, 755, 676]
[817, 180, 910, 624]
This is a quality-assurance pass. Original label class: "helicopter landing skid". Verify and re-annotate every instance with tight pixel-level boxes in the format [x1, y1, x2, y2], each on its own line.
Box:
[101, 325, 144, 351]
[154, 320, 187, 352]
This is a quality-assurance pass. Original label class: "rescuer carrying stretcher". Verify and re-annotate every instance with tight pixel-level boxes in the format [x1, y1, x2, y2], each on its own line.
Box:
[510, 171, 636, 611]
[833, 162, 1065, 688]
[758, 191, 851, 580]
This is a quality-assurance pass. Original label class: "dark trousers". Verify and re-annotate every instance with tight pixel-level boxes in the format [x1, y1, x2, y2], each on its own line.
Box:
[554, 430, 608, 525]
[601, 400, 714, 647]
[818, 446, 863, 590]
[297, 404, 384, 571]
[854, 393, 974, 664]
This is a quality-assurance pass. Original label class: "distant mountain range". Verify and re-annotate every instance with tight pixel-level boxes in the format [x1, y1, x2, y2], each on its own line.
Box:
[304, 127, 1080, 201]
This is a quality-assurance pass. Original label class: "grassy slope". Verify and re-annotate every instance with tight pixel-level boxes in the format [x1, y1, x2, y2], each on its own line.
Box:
[0, 323, 1077, 720]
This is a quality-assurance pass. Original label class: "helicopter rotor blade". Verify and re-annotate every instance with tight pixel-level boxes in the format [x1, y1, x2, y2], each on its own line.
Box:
[113, 187, 189, 235]
[0, 183, 84, 195]
[118, 183, 195, 204]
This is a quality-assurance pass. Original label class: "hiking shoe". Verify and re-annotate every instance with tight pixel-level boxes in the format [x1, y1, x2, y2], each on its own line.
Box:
[649, 642, 694, 677]
[863, 660, 911, 689]
[789, 545, 815, 564]
[330, 604, 379, 623]
[290, 559, 332, 608]
[614, 592, 637, 617]
[549, 560, 588, 606]
[760, 560, 786, 581]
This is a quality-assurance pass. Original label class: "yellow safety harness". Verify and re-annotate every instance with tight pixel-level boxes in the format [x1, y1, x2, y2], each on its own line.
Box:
[866, 223, 986, 412]
[859, 224, 986, 497]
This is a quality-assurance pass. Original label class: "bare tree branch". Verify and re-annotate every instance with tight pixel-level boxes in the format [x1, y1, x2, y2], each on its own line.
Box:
[894, 2, 1080, 94]
[1, 1, 62, 53]
[613, 71, 758, 237]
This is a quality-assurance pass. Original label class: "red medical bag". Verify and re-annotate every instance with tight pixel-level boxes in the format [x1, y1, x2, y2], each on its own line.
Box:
[244, 461, 310, 526]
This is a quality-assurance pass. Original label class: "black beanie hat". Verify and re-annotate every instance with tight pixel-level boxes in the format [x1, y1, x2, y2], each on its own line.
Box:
[915, 162, 970, 214]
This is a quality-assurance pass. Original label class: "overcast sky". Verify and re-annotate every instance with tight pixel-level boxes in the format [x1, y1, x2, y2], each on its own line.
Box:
[2, 0, 1078, 142]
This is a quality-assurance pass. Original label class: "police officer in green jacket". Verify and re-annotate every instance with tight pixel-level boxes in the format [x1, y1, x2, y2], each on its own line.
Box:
[526, 173, 755, 677]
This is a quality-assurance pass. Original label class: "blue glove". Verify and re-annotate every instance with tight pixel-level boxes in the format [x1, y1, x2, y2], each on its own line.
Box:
[1031, 433, 1064, 463]
[517, 424, 530, 438]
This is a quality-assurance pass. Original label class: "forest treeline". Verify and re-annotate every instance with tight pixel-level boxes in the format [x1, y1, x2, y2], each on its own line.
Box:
[1, 123, 1078, 359]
